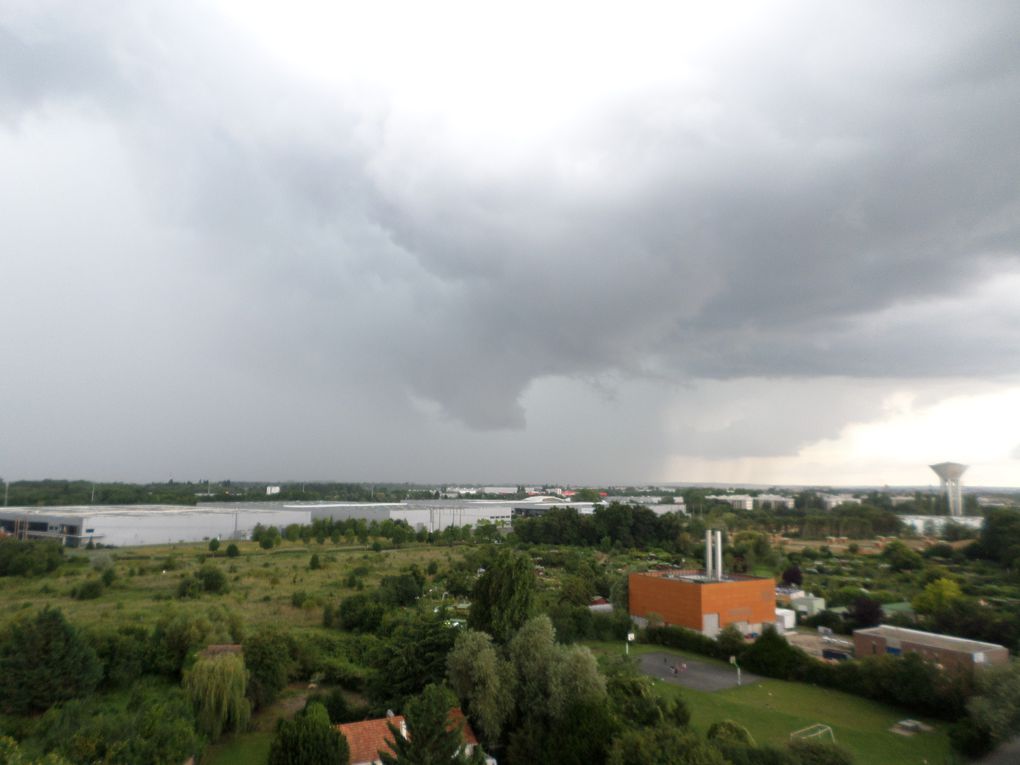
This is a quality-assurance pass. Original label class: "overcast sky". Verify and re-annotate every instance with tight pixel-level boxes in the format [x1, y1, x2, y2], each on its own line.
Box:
[2, 1, 1019, 487]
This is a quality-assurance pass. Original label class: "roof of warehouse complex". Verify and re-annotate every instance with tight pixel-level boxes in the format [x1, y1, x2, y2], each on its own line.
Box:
[0, 504, 308, 517]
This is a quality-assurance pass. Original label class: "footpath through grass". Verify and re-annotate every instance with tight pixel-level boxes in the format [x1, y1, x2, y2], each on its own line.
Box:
[586, 641, 959, 765]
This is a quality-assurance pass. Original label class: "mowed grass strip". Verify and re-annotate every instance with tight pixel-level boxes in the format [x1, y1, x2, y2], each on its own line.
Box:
[587, 642, 956, 765]
[202, 730, 272, 765]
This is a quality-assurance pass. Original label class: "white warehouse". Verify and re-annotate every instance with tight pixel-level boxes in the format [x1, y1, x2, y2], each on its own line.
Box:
[0, 505, 310, 547]
[293, 500, 517, 532]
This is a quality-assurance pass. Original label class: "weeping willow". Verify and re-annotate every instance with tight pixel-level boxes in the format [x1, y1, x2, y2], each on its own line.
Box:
[184, 652, 252, 740]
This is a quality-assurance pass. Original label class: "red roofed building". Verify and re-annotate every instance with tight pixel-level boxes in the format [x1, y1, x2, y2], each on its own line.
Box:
[338, 708, 493, 765]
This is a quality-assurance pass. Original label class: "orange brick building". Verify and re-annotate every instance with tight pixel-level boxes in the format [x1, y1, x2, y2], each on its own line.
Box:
[629, 570, 776, 636]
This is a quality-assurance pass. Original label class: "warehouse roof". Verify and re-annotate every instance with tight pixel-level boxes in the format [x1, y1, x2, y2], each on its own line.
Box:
[855, 625, 1005, 655]
[0, 504, 308, 518]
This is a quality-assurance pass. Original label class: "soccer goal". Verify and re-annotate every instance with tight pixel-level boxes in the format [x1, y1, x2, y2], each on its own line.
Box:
[790, 724, 836, 744]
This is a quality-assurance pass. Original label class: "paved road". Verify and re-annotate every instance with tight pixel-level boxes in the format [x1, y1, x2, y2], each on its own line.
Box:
[638, 651, 762, 692]
[977, 737, 1020, 765]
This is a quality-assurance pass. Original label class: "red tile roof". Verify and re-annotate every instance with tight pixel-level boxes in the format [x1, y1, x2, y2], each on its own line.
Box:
[338, 708, 479, 765]
[338, 716, 404, 765]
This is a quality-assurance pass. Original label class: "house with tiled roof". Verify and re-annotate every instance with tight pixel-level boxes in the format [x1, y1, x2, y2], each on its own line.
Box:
[337, 708, 494, 765]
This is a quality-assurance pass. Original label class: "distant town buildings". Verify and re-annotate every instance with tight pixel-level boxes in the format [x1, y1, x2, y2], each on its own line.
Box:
[705, 494, 755, 511]
[755, 494, 796, 510]
[704, 494, 794, 511]
[820, 494, 861, 510]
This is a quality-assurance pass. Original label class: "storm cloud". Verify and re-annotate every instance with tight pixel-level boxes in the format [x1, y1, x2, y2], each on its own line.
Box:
[2, 1, 1019, 483]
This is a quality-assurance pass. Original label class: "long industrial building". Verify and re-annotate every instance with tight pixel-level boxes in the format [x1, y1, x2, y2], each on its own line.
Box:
[0, 505, 309, 547]
[0, 495, 597, 547]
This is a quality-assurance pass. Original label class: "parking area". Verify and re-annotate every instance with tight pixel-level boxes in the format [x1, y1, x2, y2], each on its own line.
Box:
[638, 651, 762, 692]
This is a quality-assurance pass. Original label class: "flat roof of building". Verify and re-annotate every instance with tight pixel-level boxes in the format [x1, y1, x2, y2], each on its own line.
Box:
[633, 569, 772, 585]
[855, 625, 1005, 654]
[0, 504, 308, 518]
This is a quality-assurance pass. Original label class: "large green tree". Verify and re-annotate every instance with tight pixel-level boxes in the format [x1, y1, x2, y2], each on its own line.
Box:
[968, 661, 1020, 743]
[269, 702, 349, 765]
[184, 651, 251, 740]
[0, 608, 102, 713]
[446, 630, 513, 745]
[468, 549, 536, 642]
[244, 628, 293, 709]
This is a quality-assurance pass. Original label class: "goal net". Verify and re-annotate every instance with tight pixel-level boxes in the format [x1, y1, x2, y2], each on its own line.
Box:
[790, 724, 835, 743]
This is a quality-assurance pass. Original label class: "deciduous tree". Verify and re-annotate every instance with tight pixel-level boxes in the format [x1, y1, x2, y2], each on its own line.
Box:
[469, 549, 535, 642]
[184, 651, 251, 740]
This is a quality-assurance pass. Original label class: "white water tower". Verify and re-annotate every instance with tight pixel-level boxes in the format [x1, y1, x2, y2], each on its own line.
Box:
[929, 462, 968, 517]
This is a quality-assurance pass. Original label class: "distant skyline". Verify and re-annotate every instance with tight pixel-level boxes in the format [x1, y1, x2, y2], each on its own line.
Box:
[2, 2, 1019, 487]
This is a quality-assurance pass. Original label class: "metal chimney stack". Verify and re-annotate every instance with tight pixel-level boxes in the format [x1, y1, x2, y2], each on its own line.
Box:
[705, 529, 714, 579]
[715, 530, 723, 581]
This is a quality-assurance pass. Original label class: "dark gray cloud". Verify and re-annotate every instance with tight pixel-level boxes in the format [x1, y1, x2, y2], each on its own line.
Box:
[2, 1, 1020, 481]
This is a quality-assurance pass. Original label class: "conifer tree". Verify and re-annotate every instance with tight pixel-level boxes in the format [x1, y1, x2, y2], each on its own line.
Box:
[0, 608, 101, 713]
[380, 684, 483, 765]
[269, 702, 349, 765]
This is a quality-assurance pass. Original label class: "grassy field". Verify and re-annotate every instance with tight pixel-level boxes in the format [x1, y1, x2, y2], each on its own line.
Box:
[0, 539, 471, 632]
[586, 641, 959, 765]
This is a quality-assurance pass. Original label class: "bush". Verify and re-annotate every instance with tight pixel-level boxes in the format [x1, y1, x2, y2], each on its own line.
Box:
[707, 720, 755, 746]
[309, 553, 321, 571]
[742, 627, 810, 678]
[101, 567, 116, 587]
[176, 576, 202, 599]
[948, 716, 993, 757]
[226, 543, 240, 558]
[0, 539, 64, 577]
[91, 625, 148, 689]
[73, 578, 105, 600]
[319, 656, 369, 692]
[208, 538, 220, 552]
[645, 624, 727, 660]
[337, 593, 384, 633]
[196, 565, 228, 595]
[306, 687, 368, 724]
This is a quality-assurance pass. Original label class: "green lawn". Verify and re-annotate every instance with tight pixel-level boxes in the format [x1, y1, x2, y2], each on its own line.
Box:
[202, 731, 272, 765]
[586, 642, 959, 765]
